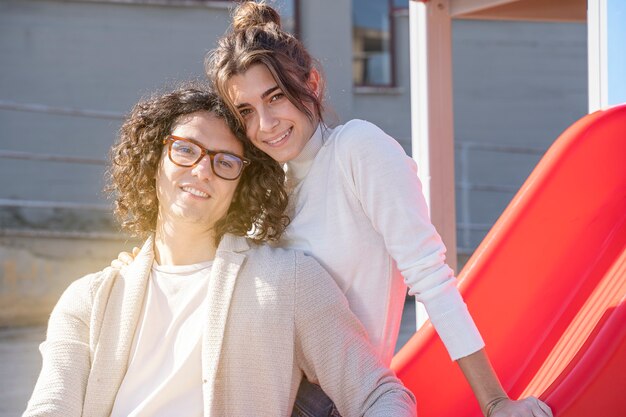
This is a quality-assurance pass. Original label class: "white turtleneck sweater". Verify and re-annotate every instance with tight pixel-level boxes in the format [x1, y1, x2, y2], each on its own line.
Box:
[283, 120, 484, 364]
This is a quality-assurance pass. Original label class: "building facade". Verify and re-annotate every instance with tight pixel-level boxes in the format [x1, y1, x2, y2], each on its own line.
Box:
[0, 0, 587, 324]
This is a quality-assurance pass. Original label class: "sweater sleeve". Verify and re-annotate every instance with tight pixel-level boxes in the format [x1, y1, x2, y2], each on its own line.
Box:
[22, 273, 99, 417]
[334, 120, 484, 360]
[293, 252, 416, 417]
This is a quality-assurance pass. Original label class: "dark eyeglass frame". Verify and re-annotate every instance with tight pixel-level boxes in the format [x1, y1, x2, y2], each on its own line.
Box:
[163, 135, 250, 181]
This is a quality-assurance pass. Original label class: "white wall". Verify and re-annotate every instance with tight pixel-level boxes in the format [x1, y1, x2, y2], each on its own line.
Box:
[0, 0, 588, 323]
[451, 20, 587, 250]
[0, 0, 232, 324]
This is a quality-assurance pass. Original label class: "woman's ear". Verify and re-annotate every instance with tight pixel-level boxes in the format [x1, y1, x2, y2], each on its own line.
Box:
[307, 68, 322, 98]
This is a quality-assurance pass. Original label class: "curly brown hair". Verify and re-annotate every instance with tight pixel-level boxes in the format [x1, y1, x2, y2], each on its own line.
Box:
[205, 1, 325, 130]
[107, 84, 289, 244]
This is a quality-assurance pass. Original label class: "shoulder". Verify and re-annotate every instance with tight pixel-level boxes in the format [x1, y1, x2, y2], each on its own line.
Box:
[330, 119, 390, 146]
[244, 242, 329, 281]
[244, 240, 297, 262]
[61, 268, 116, 298]
[325, 120, 413, 187]
[52, 267, 119, 318]
[240, 241, 301, 279]
[245, 242, 321, 268]
[328, 119, 407, 161]
[239, 243, 340, 306]
[242, 243, 347, 310]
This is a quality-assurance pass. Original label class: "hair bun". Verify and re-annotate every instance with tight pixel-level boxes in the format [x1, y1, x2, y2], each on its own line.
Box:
[232, 1, 281, 31]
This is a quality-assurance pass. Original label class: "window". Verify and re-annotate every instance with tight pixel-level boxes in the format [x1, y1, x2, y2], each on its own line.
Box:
[353, 0, 407, 86]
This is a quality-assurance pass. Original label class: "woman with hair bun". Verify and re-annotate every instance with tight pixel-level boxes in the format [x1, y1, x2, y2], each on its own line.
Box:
[113, 1, 553, 416]
[203, 2, 552, 417]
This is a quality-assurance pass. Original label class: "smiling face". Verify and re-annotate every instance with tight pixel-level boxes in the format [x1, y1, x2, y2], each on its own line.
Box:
[155, 111, 244, 232]
[225, 64, 319, 164]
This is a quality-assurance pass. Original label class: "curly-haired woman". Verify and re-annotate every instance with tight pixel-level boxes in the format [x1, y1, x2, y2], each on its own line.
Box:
[22, 85, 416, 417]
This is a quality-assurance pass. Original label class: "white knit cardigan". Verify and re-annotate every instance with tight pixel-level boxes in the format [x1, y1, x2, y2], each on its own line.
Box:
[23, 234, 416, 417]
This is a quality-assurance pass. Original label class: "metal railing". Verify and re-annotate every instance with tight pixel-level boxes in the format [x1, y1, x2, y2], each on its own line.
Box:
[0, 100, 125, 120]
[455, 140, 546, 254]
[1, 101, 547, 245]
[0, 100, 123, 239]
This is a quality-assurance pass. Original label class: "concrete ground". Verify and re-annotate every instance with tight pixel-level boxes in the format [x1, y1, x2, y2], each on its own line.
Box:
[1, 299, 417, 417]
[0, 326, 46, 417]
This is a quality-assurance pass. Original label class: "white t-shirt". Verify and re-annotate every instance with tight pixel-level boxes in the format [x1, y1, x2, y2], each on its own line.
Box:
[109, 260, 213, 417]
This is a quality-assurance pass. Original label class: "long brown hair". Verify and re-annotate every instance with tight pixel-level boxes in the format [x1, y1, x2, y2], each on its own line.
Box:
[206, 1, 325, 130]
[107, 84, 289, 244]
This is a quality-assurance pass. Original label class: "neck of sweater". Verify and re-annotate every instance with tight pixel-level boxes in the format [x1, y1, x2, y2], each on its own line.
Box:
[285, 124, 324, 185]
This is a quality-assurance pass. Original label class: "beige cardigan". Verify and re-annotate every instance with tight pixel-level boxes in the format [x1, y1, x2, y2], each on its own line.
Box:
[23, 234, 416, 417]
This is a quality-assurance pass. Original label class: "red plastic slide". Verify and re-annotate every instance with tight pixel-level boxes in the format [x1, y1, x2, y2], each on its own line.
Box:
[391, 105, 626, 417]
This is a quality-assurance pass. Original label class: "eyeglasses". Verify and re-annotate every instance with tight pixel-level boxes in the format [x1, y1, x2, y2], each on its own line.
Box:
[163, 135, 250, 181]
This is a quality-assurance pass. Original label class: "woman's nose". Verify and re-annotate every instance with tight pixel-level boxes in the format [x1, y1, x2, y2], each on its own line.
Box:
[191, 155, 215, 180]
[258, 107, 279, 132]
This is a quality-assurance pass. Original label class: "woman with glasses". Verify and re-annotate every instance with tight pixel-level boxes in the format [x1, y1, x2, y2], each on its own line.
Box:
[201, 3, 554, 417]
[23, 85, 416, 416]
[164, 135, 251, 180]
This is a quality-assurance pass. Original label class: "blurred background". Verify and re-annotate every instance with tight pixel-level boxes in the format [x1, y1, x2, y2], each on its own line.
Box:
[0, 0, 586, 414]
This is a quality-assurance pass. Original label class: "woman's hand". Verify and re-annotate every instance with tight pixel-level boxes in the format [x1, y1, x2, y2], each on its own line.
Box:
[456, 350, 553, 417]
[487, 396, 552, 417]
[110, 247, 140, 269]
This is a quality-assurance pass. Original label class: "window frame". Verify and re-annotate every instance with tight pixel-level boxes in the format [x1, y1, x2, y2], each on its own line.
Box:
[353, 0, 408, 88]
